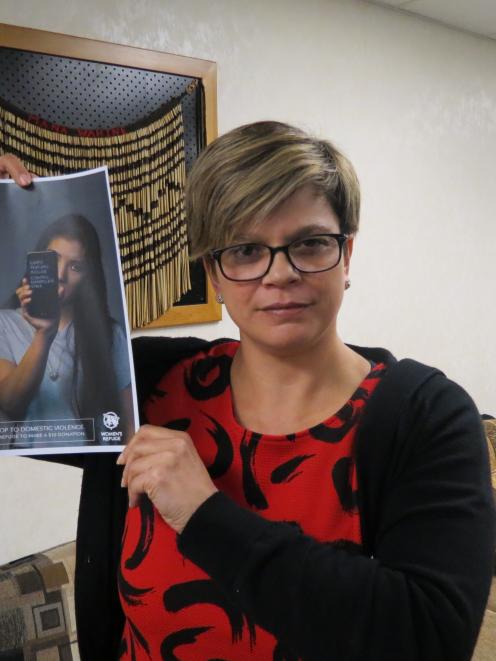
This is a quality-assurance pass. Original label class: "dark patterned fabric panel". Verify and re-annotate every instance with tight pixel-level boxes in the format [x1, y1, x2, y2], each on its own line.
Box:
[0, 541, 78, 660]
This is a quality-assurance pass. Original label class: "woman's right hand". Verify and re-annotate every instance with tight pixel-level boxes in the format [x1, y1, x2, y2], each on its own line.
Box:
[0, 154, 32, 186]
[16, 278, 59, 336]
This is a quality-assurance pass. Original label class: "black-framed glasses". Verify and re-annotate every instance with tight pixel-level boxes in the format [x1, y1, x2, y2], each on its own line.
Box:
[210, 233, 348, 282]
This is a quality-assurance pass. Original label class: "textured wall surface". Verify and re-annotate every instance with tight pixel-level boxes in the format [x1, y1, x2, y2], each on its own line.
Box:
[0, 0, 495, 562]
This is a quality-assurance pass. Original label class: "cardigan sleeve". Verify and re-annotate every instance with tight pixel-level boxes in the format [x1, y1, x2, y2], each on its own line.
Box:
[178, 375, 495, 661]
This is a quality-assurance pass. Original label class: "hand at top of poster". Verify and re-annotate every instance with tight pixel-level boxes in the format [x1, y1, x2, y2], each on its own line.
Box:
[0, 154, 32, 187]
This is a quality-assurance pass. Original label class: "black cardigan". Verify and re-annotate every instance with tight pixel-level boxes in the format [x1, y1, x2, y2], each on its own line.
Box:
[45, 337, 495, 661]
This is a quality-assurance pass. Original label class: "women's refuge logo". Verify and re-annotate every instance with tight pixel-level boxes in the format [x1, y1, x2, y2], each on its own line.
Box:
[103, 411, 120, 430]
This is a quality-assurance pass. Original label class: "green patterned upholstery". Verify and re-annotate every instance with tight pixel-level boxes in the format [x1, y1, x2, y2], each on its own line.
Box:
[0, 541, 78, 660]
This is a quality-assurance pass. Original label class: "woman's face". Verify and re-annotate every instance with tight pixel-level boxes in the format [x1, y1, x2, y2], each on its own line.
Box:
[47, 237, 87, 307]
[205, 186, 353, 356]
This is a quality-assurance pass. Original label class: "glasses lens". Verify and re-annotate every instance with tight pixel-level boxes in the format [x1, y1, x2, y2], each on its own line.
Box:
[220, 244, 271, 280]
[289, 235, 341, 272]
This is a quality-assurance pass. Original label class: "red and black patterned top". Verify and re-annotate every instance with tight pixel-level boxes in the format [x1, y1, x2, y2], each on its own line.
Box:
[119, 341, 386, 660]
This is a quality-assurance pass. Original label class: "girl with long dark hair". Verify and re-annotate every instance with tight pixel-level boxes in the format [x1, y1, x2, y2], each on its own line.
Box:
[0, 213, 133, 447]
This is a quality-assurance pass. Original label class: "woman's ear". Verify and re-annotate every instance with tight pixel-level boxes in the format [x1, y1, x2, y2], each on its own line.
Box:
[202, 256, 221, 293]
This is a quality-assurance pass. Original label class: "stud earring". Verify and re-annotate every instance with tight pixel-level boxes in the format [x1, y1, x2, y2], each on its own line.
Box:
[344, 279, 351, 290]
[216, 293, 224, 304]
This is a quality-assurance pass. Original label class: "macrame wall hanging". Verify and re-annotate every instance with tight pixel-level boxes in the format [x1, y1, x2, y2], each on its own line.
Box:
[0, 87, 199, 328]
[0, 39, 212, 329]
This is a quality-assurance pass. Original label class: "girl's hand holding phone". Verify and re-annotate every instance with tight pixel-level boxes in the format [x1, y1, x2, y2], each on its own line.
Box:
[16, 278, 59, 335]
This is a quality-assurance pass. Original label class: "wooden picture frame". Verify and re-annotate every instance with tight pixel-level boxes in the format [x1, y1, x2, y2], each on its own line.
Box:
[0, 22, 221, 328]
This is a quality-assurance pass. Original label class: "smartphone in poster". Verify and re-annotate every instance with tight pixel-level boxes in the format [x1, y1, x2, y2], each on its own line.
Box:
[26, 250, 60, 319]
[0, 167, 139, 455]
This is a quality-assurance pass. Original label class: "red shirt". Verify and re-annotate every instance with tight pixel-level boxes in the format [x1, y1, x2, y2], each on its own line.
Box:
[119, 341, 385, 660]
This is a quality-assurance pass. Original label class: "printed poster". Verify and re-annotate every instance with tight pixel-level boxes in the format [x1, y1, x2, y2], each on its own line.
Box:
[0, 167, 138, 455]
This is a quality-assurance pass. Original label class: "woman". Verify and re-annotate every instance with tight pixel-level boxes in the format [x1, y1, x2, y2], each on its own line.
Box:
[1, 122, 494, 661]
[0, 212, 133, 447]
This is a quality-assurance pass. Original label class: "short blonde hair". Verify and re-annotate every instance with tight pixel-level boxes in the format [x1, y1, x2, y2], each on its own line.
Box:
[185, 121, 360, 259]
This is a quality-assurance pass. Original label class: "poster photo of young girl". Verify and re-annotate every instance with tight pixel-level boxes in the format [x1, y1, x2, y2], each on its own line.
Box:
[0, 167, 138, 455]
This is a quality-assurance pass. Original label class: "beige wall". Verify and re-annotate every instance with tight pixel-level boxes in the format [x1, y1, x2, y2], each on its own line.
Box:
[1, 0, 495, 562]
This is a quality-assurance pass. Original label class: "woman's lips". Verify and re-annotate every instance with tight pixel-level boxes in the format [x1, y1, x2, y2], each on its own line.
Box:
[260, 302, 310, 315]
[261, 301, 309, 309]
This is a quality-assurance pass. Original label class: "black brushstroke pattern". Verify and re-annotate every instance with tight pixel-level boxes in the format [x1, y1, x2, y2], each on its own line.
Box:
[309, 387, 369, 443]
[163, 418, 191, 431]
[240, 431, 268, 509]
[309, 420, 352, 443]
[128, 616, 151, 657]
[309, 404, 355, 442]
[164, 579, 250, 644]
[121, 518, 129, 550]
[130, 634, 136, 661]
[352, 386, 370, 402]
[273, 640, 299, 661]
[332, 456, 358, 513]
[373, 367, 387, 379]
[117, 563, 153, 606]
[151, 387, 167, 400]
[286, 434, 296, 442]
[270, 454, 315, 484]
[118, 637, 127, 658]
[161, 626, 212, 660]
[125, 496, 155, 570]
[184, 354, 232, 400]
[203, 413, 234, 479]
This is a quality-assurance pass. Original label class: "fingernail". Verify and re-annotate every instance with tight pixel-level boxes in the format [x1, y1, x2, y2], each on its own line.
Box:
[20, 175, 31, 186]
[116, 453, 124, 465]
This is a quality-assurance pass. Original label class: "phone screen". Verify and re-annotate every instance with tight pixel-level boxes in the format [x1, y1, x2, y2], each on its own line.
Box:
[26, 250, 59, 319]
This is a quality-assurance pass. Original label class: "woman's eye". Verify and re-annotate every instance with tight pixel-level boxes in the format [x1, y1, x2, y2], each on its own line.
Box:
[229, 244, 264, 260]
[70, 262, 84, 273]
[293, 236, 331, 250]
[240, 245, 257, 256]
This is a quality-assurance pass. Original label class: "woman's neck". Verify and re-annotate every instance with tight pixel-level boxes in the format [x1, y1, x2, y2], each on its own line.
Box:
[230, 334, 371, 435]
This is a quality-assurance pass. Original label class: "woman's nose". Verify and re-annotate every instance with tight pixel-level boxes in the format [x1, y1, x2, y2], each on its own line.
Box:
[57, 261, 67, 282]
[261, 250, 300, 285]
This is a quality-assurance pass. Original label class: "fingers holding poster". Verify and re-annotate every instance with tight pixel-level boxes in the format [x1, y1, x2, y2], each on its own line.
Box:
[0, 167, 138, 455]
